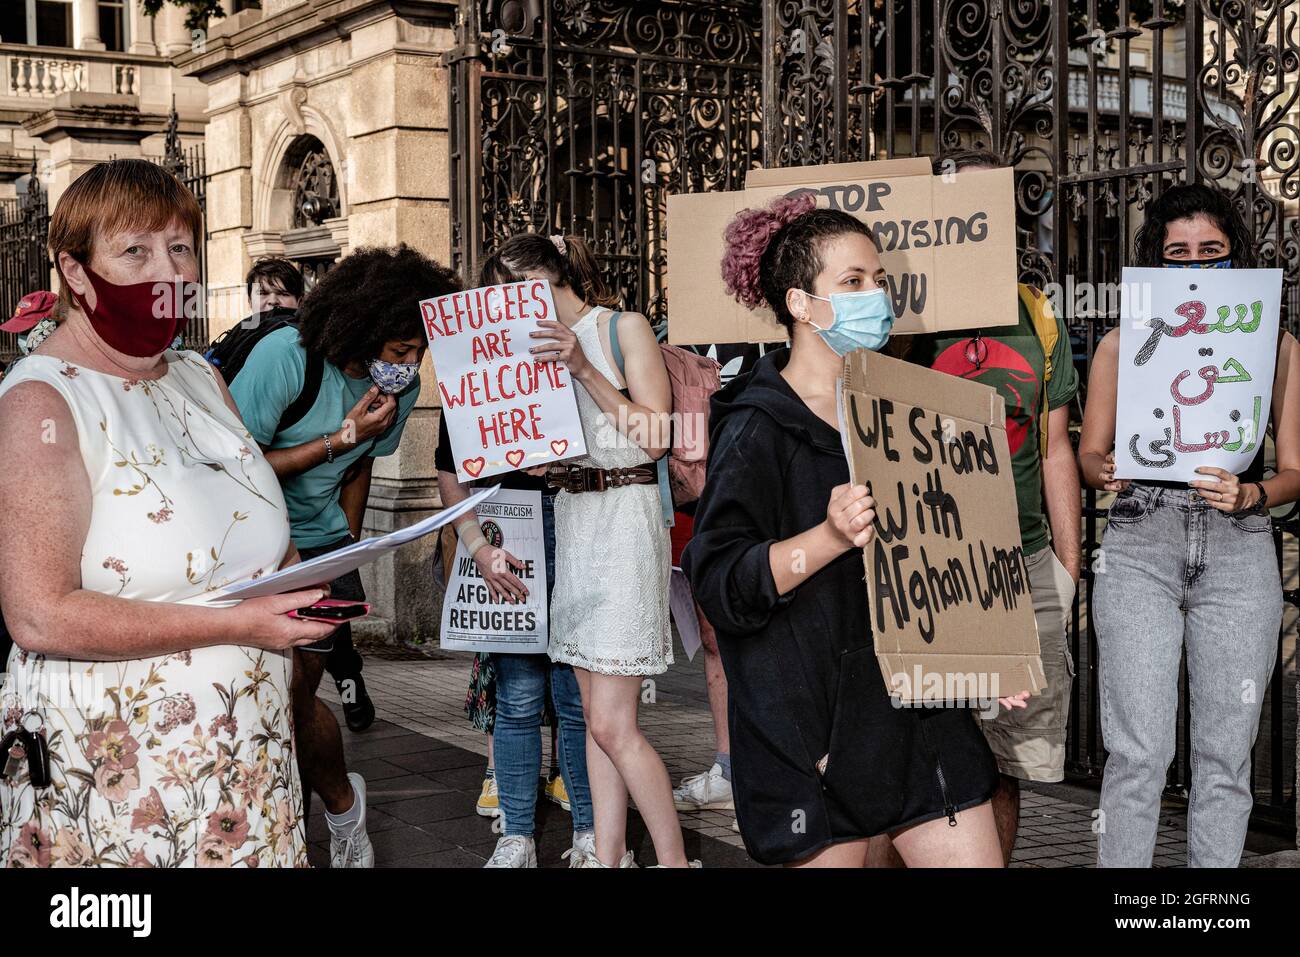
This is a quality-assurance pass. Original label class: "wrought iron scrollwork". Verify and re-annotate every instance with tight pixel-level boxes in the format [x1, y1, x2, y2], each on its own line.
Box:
[453, 0, 763, 324]
[290, 142, 340, 229]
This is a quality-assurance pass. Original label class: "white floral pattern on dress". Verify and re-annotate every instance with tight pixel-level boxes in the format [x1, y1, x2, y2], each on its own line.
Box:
[0, 350, 305, 867]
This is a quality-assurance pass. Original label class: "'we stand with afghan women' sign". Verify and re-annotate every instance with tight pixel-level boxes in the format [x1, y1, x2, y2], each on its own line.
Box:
[422, 279, 587, 482]
[1116, 267, 1282, 483]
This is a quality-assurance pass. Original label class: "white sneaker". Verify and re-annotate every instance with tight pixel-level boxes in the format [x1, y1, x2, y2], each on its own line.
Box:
[328, 772, 375, 868]
[560, 830, 596, 868]
[672, 763, 734, 811]
[484, 835, 537, 868]
[574, 848, 637, 868]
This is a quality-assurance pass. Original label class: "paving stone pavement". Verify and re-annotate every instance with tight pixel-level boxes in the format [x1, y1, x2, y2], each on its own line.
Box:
[309, 644, 1291, 868]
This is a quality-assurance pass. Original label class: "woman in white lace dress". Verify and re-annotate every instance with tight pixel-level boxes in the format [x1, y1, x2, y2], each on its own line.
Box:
[0, 160, 337, 868]
[481, 233, 692, 867]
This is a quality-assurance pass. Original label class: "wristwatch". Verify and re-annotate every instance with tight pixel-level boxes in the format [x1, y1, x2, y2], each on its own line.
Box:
[1253, 481, 1268, 511]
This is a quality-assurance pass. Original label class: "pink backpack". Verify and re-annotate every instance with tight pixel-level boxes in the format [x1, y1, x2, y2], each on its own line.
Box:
[659, 343, 721, 505]
[609, 314, 721, 520]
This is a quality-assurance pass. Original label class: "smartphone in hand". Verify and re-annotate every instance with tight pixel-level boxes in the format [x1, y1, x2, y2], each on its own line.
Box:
[287, 599, 371, 623]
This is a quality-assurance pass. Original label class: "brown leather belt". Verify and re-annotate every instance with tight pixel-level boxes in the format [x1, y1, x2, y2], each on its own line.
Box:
[546, 463, 657, 494]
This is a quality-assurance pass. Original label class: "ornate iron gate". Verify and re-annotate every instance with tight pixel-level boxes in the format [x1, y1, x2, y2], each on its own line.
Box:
[452, 0, 1299, 827]
[0, 161, 51, 363]
[160, 107, 211, 350]
[448, 0, 764, 325]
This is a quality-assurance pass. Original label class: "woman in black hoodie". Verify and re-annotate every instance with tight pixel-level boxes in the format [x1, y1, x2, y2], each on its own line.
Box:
[683, 193, 1022, 867]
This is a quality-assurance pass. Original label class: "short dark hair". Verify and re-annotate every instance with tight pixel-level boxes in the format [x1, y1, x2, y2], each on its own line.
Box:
[246, 257, 305, 302]
[931, 147, 1004, 176]
[297, 245, 461, 367]
[1133, 183, 1256, 268]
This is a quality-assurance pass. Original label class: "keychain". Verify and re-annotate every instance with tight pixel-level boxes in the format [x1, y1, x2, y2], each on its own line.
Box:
[1, 729, 24, 780]
[0, 714, 51, 789]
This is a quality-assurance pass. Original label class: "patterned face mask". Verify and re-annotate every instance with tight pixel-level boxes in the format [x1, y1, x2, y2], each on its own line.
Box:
[1161, 254, 1233, 269]
[368, 357, 419, 394]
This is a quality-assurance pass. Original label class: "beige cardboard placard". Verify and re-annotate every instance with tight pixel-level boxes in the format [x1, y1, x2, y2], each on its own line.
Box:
[838, 350, 1045, 705]
[667, 159, 1018, 345]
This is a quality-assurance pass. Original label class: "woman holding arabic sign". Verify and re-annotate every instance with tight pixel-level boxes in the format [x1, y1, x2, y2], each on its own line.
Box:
[1078, 183, 1300, 867]
[684, 192, 1029, 867]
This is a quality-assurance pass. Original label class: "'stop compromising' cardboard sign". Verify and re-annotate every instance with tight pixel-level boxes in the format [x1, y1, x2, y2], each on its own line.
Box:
[839, 349, 1045, 705]
[667, 158, 1018, 345]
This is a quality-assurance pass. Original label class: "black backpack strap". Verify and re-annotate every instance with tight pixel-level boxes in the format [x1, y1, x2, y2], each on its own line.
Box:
[276, 352, 324, 436]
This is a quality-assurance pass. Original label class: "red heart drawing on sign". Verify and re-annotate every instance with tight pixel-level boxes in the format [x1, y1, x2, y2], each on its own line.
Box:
[506, 450, 524, 467]
[550, 439, 569, 457]
[463, 457, 485, 477]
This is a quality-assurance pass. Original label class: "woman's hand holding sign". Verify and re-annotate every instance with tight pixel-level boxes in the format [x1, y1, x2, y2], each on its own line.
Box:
[825, 482, 877, 550]
[529, 319, 589, 379]
[472, 544, 530, 604]
[1190, 466, 1250, 512]
[1097, 452, 1131, 494]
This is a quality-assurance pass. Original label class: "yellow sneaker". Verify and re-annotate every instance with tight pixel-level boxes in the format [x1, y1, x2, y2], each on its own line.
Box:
[476, 776, 500, 817]
[544, 773, 572, 812]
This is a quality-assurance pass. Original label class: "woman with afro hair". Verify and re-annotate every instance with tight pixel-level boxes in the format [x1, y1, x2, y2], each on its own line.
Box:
[230, 243, 462, 868]
[683, 193, 1027, 867]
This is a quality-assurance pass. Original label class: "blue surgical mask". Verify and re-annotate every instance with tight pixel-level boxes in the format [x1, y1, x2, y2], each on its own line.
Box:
[803, 288, 895, 356]
[368, 358, 419, 394]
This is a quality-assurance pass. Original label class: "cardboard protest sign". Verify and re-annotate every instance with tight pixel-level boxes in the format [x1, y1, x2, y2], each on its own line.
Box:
[422, 280, 587, 482]
[1116, 267, 1283, 483]
[667, 158, 1018, 345]
[439, 489, 549, 654]
[839, 350, 1045, 705]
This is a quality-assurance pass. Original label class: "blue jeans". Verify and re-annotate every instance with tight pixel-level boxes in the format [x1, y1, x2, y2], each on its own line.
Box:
[494, 494, 593, 836]
[1094, 485, 1281, 867]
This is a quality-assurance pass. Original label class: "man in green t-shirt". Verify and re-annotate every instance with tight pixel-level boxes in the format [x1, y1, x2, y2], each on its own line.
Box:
[231, 247, 462, 868]
[873, 148, 1082, 866]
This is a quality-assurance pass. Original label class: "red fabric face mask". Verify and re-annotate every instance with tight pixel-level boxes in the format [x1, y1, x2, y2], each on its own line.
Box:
[71, 264, 191, 358]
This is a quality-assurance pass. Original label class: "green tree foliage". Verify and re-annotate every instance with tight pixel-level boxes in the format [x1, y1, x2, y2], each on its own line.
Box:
[140, 0, 228, 33]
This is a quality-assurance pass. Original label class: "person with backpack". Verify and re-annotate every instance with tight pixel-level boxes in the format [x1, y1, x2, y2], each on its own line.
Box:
[484, 232, 695, 867]
[207, 258, 375, 733]
[246, 257, 304, 316]
[229, 244, 460, 868]
[870, 147, 1081, 866]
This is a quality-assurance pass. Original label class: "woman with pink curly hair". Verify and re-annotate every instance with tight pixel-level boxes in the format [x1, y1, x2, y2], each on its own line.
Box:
[683, 193, 1023, 867]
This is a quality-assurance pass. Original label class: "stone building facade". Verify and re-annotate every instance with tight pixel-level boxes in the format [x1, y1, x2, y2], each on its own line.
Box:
[179, 0, 460, 644]
[0, 0, 208, 208]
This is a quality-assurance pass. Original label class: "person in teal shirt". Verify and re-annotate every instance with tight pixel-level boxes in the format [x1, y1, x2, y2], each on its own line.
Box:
[230, 245, 462, 868]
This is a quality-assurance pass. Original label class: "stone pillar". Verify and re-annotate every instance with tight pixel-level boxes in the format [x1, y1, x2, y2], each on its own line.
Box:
[158, 3, 193, 58]
[128, 0, 158, 55]
[76, 0, 106, 51]
[345, 16, 456, 645]
[200, 73, 255, 337]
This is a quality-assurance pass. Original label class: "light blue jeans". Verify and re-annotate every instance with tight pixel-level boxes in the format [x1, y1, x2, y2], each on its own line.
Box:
[1093, 485, 1280, 867]
[494, 494, 593, 836]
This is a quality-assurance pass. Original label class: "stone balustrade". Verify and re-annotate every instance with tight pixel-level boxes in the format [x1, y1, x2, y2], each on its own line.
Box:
[2, 48, 153, 101]
[6, 54, 86, 97]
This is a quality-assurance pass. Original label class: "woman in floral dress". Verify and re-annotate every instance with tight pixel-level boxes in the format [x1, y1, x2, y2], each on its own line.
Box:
[0, 160, 337, 868]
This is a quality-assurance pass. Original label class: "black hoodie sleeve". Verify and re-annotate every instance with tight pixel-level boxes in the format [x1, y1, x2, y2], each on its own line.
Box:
[683, 408, 795, 635]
